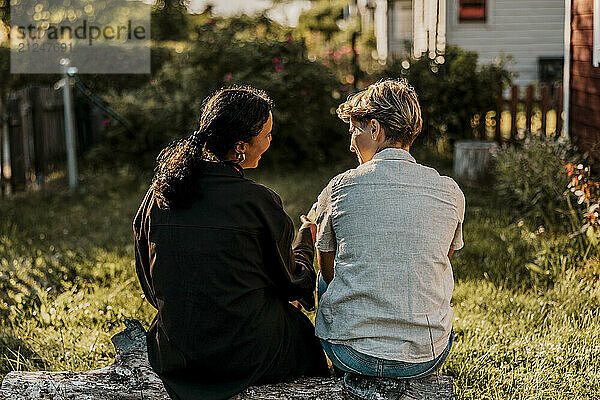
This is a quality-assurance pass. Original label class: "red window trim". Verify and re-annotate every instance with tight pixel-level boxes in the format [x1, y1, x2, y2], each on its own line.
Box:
[459, 0, 486, 22]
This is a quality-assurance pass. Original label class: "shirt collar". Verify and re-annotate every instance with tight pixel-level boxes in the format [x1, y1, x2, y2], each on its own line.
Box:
[371, 147, 416, 163]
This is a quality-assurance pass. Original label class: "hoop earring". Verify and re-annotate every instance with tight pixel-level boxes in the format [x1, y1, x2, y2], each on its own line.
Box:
[236, 152, 246, 163]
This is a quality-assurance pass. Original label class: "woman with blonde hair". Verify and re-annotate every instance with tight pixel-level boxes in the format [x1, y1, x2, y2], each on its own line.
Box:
[314, 78, 465, 380]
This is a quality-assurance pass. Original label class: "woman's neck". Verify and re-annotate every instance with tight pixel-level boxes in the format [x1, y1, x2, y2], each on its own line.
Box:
[376, 142, 410, 154]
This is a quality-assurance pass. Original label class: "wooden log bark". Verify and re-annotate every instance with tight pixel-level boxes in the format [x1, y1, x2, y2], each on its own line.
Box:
[453, 140, 499, 181]
[0, 319, 170, 400]
[0, 320, 454, 400]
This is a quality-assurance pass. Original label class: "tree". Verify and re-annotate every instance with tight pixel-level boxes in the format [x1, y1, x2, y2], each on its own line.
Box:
[0, 0, 9, 28]
[296, 0, 347, 41]
[151, 0, 189, 41]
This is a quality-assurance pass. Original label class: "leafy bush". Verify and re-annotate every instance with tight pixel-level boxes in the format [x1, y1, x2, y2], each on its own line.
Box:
[493, 143, 600, 284]
[101, 15, 350, 168]
[375, 46, 512, 143]
[296, 0, 347, 41]
[492, 135, 582, 232]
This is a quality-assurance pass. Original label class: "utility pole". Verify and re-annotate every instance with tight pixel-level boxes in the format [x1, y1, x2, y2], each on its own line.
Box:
[60, 58, 78, 190]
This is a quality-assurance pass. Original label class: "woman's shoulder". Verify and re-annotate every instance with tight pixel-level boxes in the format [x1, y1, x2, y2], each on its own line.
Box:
[239, 179, 292, 233]
[324, 164, 376, 193]
[240, 178, 284, 208]
[329, 166, 364, 186]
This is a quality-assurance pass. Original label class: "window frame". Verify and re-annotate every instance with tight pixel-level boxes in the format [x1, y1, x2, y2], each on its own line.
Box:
[458, 0, 487, 23]
[391, 0, 413, 41]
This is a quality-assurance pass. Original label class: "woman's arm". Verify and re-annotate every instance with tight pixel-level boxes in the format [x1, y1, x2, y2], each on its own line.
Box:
[317, 250, 335, 284]
[260, 187, 318, 310]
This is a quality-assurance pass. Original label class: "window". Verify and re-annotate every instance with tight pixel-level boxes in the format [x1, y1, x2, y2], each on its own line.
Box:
[538, 57, 564, 84]
[459, 0, 486, 23]
[392, 0, 412, 40]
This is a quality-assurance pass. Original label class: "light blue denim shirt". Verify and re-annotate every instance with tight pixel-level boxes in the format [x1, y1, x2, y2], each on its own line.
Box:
[314, 148, 464, 363]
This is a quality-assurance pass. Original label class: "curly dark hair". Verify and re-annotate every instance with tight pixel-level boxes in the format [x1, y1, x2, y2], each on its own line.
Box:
[152, 86, 273, 209]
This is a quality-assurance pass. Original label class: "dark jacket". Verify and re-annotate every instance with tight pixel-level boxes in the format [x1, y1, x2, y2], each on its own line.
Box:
[133, 162, 329, 400]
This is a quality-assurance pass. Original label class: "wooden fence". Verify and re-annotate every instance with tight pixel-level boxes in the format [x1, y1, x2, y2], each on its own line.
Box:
[473, 83, 564, 141]
[0, 86, 104, 196]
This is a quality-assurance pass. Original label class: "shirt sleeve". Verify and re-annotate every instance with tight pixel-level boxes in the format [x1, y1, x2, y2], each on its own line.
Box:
[261, 187, 317, 311]
[450, 183, 466, 251]
[315, 182, 336, 253]
[133, 188, 158, 309]
[450, 221, 464, 251]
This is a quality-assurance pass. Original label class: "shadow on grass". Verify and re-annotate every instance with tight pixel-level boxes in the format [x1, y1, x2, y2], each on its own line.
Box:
[0, 335, 47, 380]
[452, 179, 536, 290]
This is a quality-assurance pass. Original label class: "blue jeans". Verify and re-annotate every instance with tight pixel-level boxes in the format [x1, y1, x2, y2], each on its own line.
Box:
[317, 274, 453, 379]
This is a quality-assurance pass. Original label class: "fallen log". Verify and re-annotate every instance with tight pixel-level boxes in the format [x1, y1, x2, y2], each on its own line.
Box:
[0, 320, 454, 399]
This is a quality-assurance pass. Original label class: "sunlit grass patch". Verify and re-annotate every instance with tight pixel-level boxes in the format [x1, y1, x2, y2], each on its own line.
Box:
[446, 273, 600, 399]
[0, 156, 598, 398]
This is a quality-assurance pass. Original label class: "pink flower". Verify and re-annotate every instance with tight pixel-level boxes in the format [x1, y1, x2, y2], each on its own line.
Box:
[224, 73, 233, 81]
[286, 35, 293, 42]
[272, 57, 280, 64]
[102, 119, 109, 127]
[301, 89, 307, 95]
[340, 85, 349, 92]
[205, 19, 214, 25]
[275, 64, 284, 72]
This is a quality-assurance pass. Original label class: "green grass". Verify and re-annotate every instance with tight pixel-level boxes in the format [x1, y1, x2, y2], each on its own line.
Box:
[1, 151, 599, 399]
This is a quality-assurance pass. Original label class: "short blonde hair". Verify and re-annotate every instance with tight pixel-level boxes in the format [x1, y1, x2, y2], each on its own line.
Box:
[337, 78, 423, 147]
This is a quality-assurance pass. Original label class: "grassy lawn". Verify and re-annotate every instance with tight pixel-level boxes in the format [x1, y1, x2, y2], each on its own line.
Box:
[1, 151, 599, 399]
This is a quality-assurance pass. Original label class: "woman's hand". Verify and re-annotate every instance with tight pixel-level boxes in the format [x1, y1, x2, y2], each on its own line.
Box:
[289, 300, 302, 310]
[300, 215, 317, 243]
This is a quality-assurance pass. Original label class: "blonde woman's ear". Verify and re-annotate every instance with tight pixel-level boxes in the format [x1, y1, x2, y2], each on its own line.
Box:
[234, 141, 247, 152]
[370, 120, 382, 141]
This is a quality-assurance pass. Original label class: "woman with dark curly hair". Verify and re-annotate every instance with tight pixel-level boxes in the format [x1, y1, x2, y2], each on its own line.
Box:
[133, 86, 329, 400]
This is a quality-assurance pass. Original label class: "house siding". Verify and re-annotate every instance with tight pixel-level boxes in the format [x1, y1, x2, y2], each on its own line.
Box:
[570, 0, 600, 155]
[443, 0, 564, 86]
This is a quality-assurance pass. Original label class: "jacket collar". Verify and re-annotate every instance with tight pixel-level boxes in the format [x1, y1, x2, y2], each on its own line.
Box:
[371, 147, 416, 163]
[201, 161, 245, 178]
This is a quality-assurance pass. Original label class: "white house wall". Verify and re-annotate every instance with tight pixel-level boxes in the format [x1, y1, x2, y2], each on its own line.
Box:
[444, 0, 564, 86]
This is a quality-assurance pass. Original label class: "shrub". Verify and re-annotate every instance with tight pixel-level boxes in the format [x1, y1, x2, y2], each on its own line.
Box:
[492, 135, 583, 233]
[101, 15, 350, 168]
[496, 147, 600, 285]
[563, 162, 600, 260]
[375, 46, 512, 143]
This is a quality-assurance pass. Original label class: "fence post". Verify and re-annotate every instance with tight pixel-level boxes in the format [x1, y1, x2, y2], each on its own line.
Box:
[28, 86, 46, 184]
[476, 111, 485, 139]
[555, 84, 564, 137]
[7, 94, 26, 192]
[510, 85, 518, 140]
[541, 84, 550, 136]
[525, 85, 533, 135]
[495, 94, 503, 142]
[61, 60, 78, 190]
[19, 88, 35, 184]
